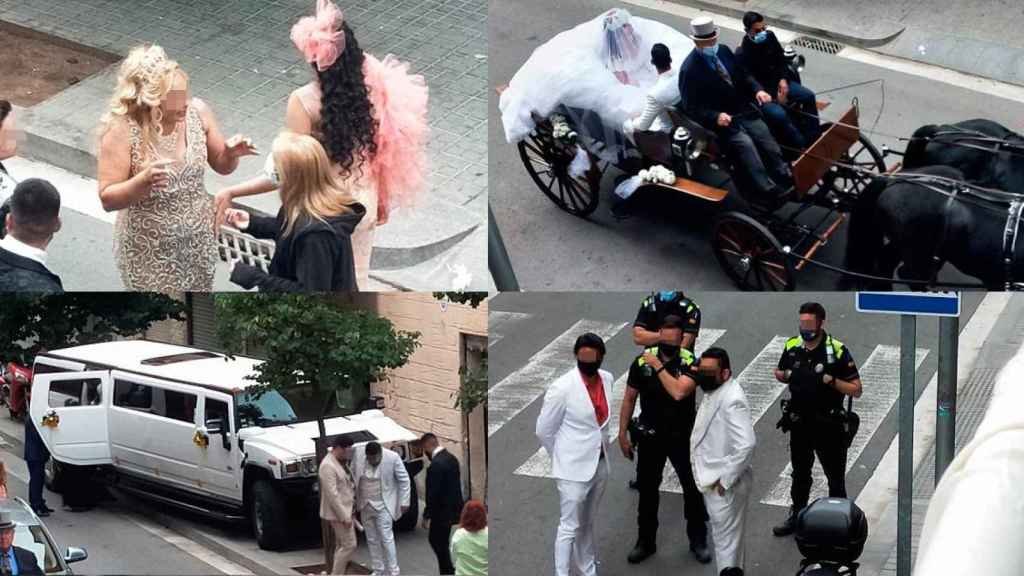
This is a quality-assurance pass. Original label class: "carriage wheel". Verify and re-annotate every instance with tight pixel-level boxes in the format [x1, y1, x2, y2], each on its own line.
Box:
[712, 212, 796, 291]
[517, 121, 600, 217]
[819, 125, 887, 203]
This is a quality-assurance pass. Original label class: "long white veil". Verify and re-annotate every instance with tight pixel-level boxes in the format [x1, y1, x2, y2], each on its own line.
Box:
[499, 9, 695, 144]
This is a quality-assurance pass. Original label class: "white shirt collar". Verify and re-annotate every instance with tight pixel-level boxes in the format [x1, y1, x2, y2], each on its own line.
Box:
[432, 446, 446, 458]
[0, 234, 47, 266]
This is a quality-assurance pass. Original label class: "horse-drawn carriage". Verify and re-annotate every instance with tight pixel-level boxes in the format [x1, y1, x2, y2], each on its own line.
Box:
[498, 11, 1024, 291]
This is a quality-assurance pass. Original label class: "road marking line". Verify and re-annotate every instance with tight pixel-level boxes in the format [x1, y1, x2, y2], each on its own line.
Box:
[4, 157, 114, 225]
[760, 345, 929, 507]
[129, 516, 254, 575]
[855, 293, 1012, 576]
[514, 329, 727, 482]
[622, 0, 1024, 105]
[488, 318, 628, 437]
[489, 311, 533, 347]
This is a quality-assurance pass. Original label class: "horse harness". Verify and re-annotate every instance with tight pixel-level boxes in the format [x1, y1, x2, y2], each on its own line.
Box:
[896, 173, 1024, 289]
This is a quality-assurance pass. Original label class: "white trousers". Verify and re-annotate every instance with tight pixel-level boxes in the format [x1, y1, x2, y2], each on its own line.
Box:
[555, 462, 608, 576]
[363, 506, 399, 576]
[703, 468, 752, 574]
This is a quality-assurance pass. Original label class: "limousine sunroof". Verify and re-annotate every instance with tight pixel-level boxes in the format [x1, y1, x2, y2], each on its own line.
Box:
[140, 351, 222, 366]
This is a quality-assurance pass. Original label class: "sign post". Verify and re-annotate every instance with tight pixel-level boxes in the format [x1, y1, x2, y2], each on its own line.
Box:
[935, 316, 958, 483]
[855, 292, 961, 576]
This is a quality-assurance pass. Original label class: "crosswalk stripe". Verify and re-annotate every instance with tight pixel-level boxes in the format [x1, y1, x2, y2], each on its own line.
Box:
[760, 345, 930, 507]
[489, 311, 533, 347]
[515, 329, 727, 481]
[488, 318, 628, 437]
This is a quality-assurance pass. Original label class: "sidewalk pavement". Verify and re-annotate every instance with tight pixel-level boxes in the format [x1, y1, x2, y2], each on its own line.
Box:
[667, 0, 1024, 88]
[854, 294, 1024, 576]
[0, 0, 489, 291]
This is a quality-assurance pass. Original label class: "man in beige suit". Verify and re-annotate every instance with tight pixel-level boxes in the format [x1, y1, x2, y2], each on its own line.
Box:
[320, 436, 357, 575]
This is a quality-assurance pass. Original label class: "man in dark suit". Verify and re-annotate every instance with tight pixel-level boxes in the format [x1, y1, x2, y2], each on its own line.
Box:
[0, 179, 62, 293]
[678, 16, 794, 207]
[0, 512, 43, 575]
[420, 433, 464, 575]
[23, 385, 53, 518]
[737, 12, 821, 150]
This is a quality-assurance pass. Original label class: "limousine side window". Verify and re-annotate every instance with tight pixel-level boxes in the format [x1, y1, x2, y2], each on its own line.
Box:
[113, 380, 197, 424]
[48, 379, 101, 408]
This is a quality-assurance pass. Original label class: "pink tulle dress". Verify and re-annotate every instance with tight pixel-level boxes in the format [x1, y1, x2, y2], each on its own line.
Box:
[293, 53, 428, 289]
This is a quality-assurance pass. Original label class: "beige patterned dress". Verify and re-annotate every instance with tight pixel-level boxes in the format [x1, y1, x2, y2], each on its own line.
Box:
[114, 104, 217, 291]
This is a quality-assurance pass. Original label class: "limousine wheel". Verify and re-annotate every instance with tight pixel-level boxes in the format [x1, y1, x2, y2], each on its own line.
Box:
[44, 458, 63, 493]
[251, 480, 288, 550]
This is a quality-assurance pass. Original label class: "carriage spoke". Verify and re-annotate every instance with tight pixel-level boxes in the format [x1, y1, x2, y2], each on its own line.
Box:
[556, 175, 570, 208]
[565, 176, 588, 211]
[719, 231, 745, 253]
[763, 266, 789, 288]
[719, 248, 747, 259]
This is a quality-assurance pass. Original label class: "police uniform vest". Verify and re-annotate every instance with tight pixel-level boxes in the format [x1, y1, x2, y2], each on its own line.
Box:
[781, 333, 850, 416]
[630, 345, 698, 439]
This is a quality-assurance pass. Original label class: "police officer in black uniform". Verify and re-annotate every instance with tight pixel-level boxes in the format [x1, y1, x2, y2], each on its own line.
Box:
[617, 315, 711, 564]
[772, 302, 863, 536]
[633, 291, 701, 351]
[628, 291, 702, 490]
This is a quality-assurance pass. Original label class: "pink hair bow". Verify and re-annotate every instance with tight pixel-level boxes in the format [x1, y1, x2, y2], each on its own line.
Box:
[290, 0, 345, 72]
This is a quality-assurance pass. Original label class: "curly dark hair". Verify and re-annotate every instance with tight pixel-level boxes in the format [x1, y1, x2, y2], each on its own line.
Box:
[314, 21, 378, 180]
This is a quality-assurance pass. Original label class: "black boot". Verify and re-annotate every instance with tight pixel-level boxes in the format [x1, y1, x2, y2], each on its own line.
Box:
[690, 540, 712, 564]
[627, 540, 656, 564]
[772, 507, 799, 537]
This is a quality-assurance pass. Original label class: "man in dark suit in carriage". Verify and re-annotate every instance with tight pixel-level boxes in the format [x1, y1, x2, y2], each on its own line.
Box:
[678, 16, 794, 207]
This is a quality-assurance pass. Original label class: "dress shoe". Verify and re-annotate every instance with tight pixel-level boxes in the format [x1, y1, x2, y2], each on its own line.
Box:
[628, 478, 639, 490]
[33, 508, 49, 518]
[40, 505, 55, 514]
[772, 508, 799, 537]
[627, 541, 656, 564]
[690, 542, 712, 564]
[720, 568, 744, 576]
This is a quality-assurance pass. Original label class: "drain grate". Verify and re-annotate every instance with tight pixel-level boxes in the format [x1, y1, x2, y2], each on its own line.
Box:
[791, 35, 845, 55]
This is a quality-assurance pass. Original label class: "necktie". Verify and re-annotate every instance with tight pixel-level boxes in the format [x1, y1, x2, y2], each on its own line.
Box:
[1, 549, 11, 576]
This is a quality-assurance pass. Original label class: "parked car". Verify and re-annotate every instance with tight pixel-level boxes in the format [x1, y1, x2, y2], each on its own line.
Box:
[0, 496, 87, 574]
[28, 340, 419, 550]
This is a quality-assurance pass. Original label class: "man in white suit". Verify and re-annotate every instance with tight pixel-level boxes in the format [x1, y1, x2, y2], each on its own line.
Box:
[353, 441, 412, 576]
[690, 347, 756, 576]
[536, 332, 614, 576]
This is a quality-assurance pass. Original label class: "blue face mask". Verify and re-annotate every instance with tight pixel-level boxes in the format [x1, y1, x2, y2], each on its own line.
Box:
[699, 44, 719, 58]
[752, 30, 768, 44]
[800, 328, 818, 342]
[658, 291, 677, 301]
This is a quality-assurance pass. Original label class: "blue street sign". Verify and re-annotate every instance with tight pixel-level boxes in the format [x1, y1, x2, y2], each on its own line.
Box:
[856, 292, 961, 317]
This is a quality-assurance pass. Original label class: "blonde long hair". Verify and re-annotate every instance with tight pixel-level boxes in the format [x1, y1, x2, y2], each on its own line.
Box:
[273, 131, 359, 237]
[100, 44, 187, 160]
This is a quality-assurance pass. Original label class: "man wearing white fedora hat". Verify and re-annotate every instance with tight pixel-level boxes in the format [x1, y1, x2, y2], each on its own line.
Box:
[0, 512, 43, 575]
[678, 16, 794, 209]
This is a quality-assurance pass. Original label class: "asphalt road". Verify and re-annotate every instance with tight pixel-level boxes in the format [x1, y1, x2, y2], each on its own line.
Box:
[488, 292, 986, 576]
[488, 0, 1024, 290]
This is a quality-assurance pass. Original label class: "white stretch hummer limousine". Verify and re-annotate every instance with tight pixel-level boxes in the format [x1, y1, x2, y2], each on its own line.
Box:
[28, 341, 418, 550]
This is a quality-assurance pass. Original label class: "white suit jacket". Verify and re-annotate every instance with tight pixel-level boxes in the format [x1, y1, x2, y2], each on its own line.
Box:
[352, 445, 412, 520]
[690, 379, 756, 492]
[914, 347, 1024, 576]
[536, 367, 614, 482]
[623, 69, 681, 135]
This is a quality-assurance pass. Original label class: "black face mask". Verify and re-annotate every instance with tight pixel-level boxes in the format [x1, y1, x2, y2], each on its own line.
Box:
[659, 343, 681, 358]
[695, 371, 723, 392]
[578, 359, 602, 376]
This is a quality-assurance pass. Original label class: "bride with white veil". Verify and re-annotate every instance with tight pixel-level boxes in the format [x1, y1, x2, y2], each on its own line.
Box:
[499, 8, 695, 145]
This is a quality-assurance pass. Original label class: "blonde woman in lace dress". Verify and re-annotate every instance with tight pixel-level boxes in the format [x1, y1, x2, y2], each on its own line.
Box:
[214, 0, 428, 290]
[97, 45, 257, 291]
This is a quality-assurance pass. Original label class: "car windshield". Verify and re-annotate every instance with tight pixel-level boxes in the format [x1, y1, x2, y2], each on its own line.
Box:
[235, 390, 300, 428]
[13, 524, 61, 574]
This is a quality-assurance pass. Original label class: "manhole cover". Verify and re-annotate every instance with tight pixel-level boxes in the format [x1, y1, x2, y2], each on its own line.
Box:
[791, 35, 845, 55]
[0, 20, 120, 107]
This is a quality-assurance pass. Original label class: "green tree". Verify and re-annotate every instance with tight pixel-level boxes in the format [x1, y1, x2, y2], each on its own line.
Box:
[455, 351, 488, 414]
[213, 294, 421, 458]
[0, 294, 186, 365]
[433, 292, 488, 308]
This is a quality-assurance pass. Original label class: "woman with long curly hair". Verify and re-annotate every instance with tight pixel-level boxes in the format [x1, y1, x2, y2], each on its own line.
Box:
[97, 45, 257, 291]
[214, 0, 428, 290]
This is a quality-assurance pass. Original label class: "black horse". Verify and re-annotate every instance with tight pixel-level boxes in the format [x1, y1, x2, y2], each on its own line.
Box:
[902, 118, 1024, 193]
[843, 165, 1024, 290]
